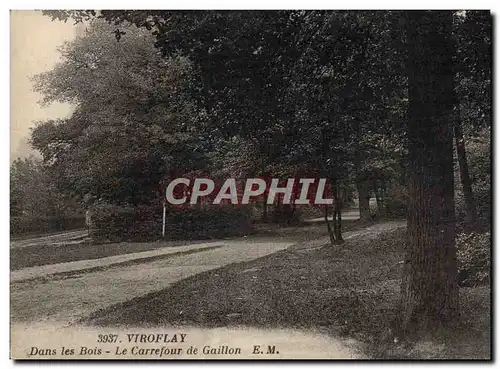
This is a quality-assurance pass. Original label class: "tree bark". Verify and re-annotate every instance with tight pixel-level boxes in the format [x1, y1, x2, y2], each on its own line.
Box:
[356, 179, 372, 221]
[324, 205, 336, 245]
[335, 210, 343, 242]
[331, 179, 344, 243]
[454, 107, 477, 226]
[262, 193, 268, 223]
[400, 11, 459, 336]
[373, 179, 383, 216]
[354, 148, 371, 222]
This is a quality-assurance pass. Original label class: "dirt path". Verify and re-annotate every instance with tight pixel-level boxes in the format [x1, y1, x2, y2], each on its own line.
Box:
[291, 220, 406, 251]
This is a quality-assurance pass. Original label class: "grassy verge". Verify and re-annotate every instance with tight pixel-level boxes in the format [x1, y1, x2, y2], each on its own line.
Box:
[85, 226, 490, 359]
[10, 228, 87, 241]
[10, 238, 219, 270]
[11, 245, 223, 284]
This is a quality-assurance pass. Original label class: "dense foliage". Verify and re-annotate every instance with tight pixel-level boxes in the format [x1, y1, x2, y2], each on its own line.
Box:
[10, 156, 84, 234]
[457, 231, 490, 286]
[90, 203, 252, 243]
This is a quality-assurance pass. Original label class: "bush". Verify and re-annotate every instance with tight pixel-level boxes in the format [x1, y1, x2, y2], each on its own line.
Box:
[455, 182, 491, 231]
[456, 231, 490, 287]
[473, 180, 491, 226]
[164, 206, 252, 239]
[90, 203, 161, 243]
[10, 215, 85, 236]
[384, 183, 408, 217]
[454, 127, 491, 229]
[90, 203, 252, 243]
[269, 205, 302, 225]
[251, 203, 304, 224]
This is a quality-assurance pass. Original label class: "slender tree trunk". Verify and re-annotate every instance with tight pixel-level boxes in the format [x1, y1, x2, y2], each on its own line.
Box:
[454, 107, 477, 226]
[324, 205, 336, 245]
[272, 194, 282, 222]
[336, 210, 343, 241]
[356, 179, 372, 221]
[262, 193, 268, 223]
[354, 149, 371, 222]
[288, 201, 297, 225]
[400, 11, 459, 337]
[373, 179, 382, 215]
[331, 179, 343, 243]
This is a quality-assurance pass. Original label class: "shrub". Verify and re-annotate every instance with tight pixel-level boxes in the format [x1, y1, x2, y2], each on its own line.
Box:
[454, 127, 491, 229]
[90, 203, 252, 243]
[10, 215, 85, 235]
[269, 205, 302, 225]
[164, 206, 252, 239]
[90, 203, 161, 243]
[384, 183, 408, 217]
[455, 182, 491, 231]
[456, 231, 490, 287]
[473, 180, 491, 227]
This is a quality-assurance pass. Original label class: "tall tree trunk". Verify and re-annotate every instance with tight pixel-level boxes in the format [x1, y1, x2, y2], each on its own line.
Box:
[331, 179, 343, 243]
[272, 193, 282, 222]
[373, 179, 382, 214]
[262, 192, 268, 223]
[354, 149, 371, 222]
[324, 205, 336, 245]
[336, 210, 343, 242]
[454, 106, 477, 226]
[356, 179, 372, 221]
[400, 11, 459, 337]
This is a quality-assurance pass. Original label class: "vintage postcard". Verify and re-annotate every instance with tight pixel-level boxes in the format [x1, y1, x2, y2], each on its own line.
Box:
[10, 9, 491, 360]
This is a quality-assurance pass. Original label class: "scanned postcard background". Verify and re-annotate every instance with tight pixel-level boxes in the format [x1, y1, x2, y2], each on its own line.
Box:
[9, 10, 491, 360]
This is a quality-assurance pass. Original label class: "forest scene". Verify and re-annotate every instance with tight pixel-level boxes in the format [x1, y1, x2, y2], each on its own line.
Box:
[10, 10, 491, 360]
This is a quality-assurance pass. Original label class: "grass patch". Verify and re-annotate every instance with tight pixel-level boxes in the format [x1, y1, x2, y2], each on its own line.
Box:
[10, 228, 87, 241]
[11, 245, 223, 285]
[10, 238, 218, 271]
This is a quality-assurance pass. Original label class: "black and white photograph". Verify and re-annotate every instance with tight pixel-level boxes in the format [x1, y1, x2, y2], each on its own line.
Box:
[9, 9, 492, 360]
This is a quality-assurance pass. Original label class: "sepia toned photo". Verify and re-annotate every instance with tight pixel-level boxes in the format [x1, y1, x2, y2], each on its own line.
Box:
[10, 9, 491, 360]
